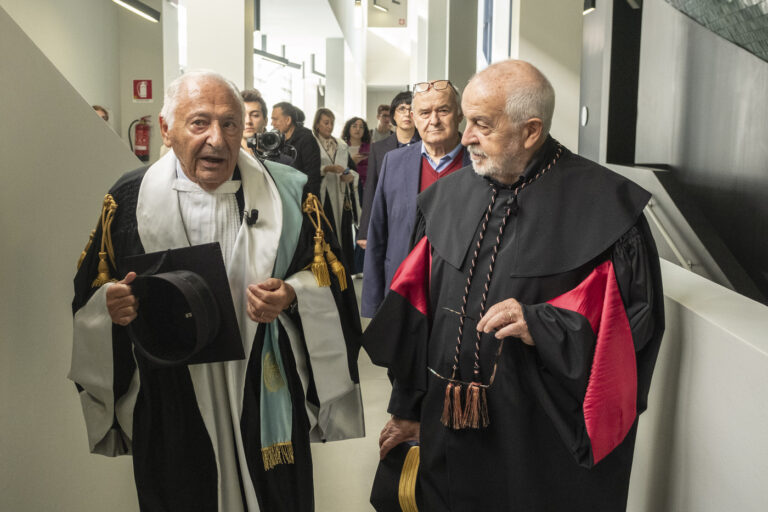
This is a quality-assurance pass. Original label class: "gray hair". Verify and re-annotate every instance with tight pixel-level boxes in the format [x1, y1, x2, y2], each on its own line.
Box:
[160, 70, 245, 129]
[412, 81, 463, 117]
[503, 70, 555, 135]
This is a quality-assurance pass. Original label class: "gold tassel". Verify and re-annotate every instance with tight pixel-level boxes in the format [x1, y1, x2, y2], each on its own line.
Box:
[311, 235, 331, 287]
[451, 383, 463, 429]
[90, 194, 119, 288]
[92, 252, 115, 287]
[77, 229, 96, 269]
[303, 194, 334, 287]
[440, 383, 454, 427]
[261, 442, 295, 471]
[323, 241, 347, 291]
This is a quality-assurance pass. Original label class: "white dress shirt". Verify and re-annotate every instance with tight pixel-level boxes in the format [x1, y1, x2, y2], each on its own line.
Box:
[173, 163, 241, 265]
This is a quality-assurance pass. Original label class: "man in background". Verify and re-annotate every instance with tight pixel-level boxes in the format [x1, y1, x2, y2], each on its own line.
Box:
[361, 81, 469, 318]
[357, 91, 419, 251]
[370, 104, 393, 143]
[240, 88, 268, 154]
[272, 101, 322, 197]
[92, 105, 109, 122]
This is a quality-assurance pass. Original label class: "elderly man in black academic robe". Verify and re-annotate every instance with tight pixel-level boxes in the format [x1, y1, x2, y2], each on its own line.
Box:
[70, 70, 364, 512]
[365, 60, 665, 511]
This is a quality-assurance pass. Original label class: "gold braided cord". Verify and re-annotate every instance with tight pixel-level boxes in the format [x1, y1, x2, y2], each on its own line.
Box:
[301, 193, 350, 289]
[398, 446, 420, 512]
[91, 194, 119, 288]
[302, 194, 331, 287]
[77, 229, 96, 270]
[301, 193, 335, 233]
[101, 195, 118, 268]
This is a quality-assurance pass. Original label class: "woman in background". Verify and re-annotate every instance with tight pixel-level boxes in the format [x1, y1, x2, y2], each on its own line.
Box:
[313, 108, 360, 270]
[342, 117, 371, 276]
[342, 117, 371, 188]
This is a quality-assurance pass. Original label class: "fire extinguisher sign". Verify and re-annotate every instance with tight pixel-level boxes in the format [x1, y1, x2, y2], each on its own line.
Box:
[133, 80, 153, 103]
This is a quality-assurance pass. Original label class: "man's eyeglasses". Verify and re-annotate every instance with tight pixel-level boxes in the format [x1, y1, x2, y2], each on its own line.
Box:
[413, 80, 452, 94]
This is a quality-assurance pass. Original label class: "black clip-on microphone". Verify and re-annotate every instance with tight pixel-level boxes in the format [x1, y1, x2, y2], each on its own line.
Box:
[244, 209, 259, 226]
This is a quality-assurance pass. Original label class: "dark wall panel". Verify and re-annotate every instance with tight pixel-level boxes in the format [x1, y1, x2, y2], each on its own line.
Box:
[635, 0, 768, 301]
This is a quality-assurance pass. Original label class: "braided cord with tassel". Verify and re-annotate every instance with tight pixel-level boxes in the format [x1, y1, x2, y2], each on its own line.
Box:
[91, 194, 118, 288]
[301, 193, 348, 290]
[441, 143, 564, 430]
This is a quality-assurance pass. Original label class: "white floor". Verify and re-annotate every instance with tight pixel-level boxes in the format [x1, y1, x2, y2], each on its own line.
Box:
[311, 279, 390, 511]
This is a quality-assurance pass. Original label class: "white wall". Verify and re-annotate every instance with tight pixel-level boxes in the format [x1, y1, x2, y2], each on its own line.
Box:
[425, 0, 448, 79]
[326, 37, 346, 128]
[327, 0, 368, 126]
[0, 0, 122, 133]
[366, 87, 404, 130]
[628, 259, 768, 511]
[185, 0, 252, 89]
[0, 8, 141, 511]
[366, 28, 411, 86]
[2, 0, 167, 162]
[118, 0, 164, 164]
[344, 43, 367, 125]
[328, 0, 367, 81]
[515, 0, 583, 149]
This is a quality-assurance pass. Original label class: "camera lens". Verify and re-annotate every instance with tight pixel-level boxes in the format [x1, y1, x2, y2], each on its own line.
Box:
[258, 131, 282, 152]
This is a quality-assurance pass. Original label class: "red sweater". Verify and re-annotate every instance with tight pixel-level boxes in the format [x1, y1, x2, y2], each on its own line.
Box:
[420, 148, 465, 192]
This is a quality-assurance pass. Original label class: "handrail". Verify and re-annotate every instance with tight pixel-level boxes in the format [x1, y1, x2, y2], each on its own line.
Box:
[645, 199, 692, 270]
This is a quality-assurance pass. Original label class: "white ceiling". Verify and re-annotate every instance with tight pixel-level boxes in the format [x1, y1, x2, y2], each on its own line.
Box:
[259, 0, 343, 69]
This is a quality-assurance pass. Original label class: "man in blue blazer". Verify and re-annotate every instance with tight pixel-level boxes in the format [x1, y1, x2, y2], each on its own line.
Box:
[358, 91, 420, 246]
[362, 80, 471, 318]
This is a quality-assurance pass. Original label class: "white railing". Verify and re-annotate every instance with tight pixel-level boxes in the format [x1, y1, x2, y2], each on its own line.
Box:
[628, 259, 768, 512]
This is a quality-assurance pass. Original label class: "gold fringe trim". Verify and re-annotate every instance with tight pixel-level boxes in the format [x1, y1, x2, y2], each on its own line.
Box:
[262, 442, 294, 471]
[91, 195, 118, 288]
[398, 445, 420, 512]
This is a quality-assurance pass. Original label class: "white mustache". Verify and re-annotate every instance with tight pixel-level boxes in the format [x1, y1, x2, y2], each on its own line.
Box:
[467, 146, 487, 158]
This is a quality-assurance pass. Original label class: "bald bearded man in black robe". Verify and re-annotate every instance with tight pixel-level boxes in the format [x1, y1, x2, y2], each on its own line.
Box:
[364, 60, 664, 511]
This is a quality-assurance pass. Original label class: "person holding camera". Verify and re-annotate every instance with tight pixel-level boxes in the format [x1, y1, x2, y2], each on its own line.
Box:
[240, 89, 268, 154]
[313, 108, 360, 270]
[271, 102, 322, 198]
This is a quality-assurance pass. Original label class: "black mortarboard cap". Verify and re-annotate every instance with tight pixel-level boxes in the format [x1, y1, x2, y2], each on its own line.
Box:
[370, 441, 423, 512]
[123, 243, 245, 367]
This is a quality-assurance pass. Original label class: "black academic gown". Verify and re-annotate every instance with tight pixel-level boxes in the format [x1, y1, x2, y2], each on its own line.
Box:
[364, 138, 665, 511]
[72, 160, 362, 512]
[286, 126, 322, 199]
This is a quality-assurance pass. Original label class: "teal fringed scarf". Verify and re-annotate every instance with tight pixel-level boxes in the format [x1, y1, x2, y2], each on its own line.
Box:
[259, 161, 306, 470]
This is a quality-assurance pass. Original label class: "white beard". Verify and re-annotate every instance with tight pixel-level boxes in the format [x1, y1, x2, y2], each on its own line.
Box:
[468, 144, 525, 182]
